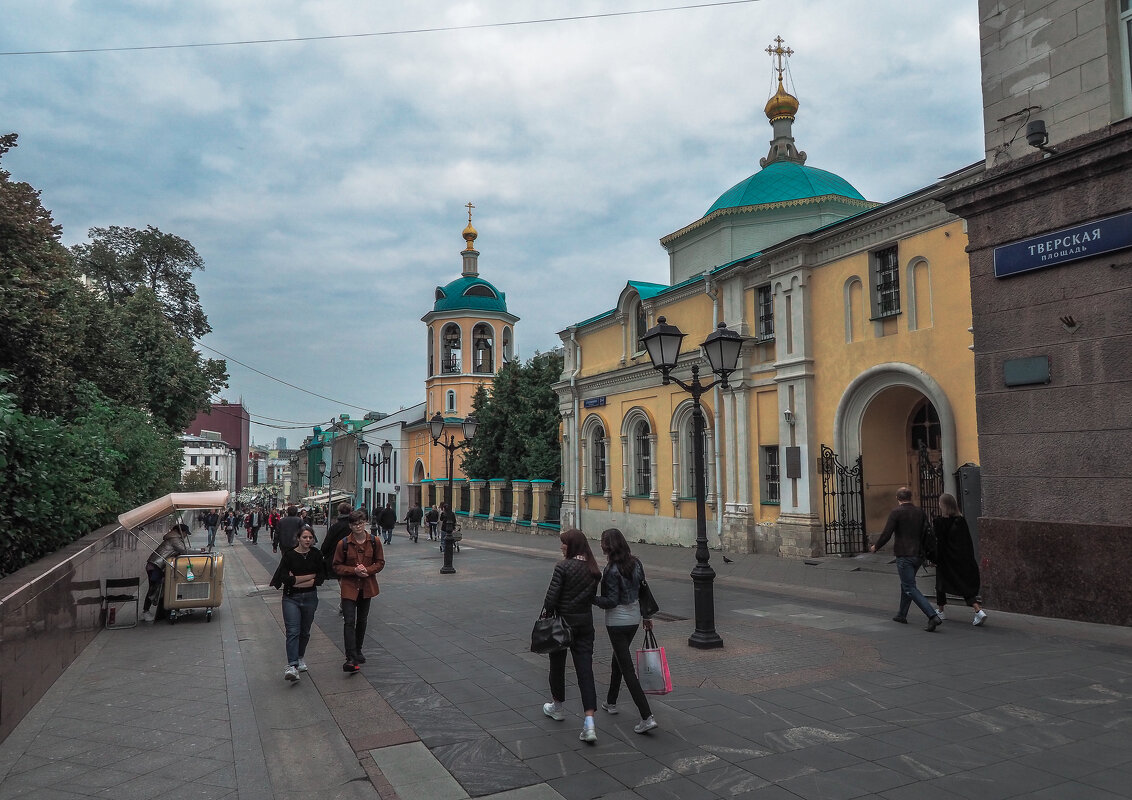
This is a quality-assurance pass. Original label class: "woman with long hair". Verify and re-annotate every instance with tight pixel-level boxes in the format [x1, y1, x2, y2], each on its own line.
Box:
[540, 529, 602, 743]
[593, 528, 658, 733]
[270, 526, 326, 682]
[934, 493, 987, 626]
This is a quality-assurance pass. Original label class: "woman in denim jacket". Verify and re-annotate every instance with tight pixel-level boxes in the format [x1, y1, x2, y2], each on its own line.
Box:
[593, 528, 658, 734]
[540, 529, 601, 742]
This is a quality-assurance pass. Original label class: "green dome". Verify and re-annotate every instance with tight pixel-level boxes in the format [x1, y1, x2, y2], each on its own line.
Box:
[705, 160, 865, 216]
[433, 276, 508, 313]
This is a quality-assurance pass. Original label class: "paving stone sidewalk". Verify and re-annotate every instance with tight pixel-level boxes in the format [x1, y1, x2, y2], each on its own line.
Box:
[2, 525, 1131, 799]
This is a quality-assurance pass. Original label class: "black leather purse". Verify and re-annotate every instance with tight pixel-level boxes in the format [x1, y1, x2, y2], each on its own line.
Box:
[530, 611, 573, 654]
[639, 578, 660, 618]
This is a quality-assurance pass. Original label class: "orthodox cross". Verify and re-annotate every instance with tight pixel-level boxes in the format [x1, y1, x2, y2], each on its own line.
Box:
[465, 201, 475, 224]
[765, 36, 793, 80]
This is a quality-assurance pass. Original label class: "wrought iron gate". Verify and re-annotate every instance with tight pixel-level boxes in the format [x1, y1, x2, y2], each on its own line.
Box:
[820, 444, 868, 555]
[917, 442, 943, 525]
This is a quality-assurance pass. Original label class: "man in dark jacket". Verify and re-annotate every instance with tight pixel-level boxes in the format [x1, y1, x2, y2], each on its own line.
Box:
[275, 505, 306, 553]
[321, 502, 354, 565]
[405, 503, 423, 543]
[870, 487, 943, 631]
[378, 502, 397, 545]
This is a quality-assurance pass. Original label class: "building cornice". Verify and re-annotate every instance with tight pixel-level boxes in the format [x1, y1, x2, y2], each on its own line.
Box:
[660, 195, 879, 246]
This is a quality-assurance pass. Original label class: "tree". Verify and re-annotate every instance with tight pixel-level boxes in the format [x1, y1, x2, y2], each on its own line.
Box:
[461, 352, 563, 481]
[71, 224, 210, 339]
[180, 466, 221, 492]
[0, 133, 87, 417]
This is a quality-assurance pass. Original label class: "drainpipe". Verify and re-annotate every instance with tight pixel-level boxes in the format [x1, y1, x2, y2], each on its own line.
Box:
[704, 272, 724, 548]
[568, 327, 582, 521]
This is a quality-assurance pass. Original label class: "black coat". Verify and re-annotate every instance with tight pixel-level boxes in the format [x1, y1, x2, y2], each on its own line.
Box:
[934, 515, 981, 601]
[543, 558, 598, 625]
[379, 507, 397, 528]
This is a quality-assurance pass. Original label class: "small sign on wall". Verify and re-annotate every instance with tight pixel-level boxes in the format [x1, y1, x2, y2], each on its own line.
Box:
[1003, 356, 1050, 387]
[785, 446, 802, 479]
[583, 397, 606, 408]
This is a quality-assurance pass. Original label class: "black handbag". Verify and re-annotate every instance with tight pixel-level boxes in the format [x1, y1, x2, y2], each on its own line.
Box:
[530, 612, 573, 654]
[639, 579, 660, 618]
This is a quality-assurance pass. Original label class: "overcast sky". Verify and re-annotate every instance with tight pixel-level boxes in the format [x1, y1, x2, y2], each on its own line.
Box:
[3, 1, 982, 446]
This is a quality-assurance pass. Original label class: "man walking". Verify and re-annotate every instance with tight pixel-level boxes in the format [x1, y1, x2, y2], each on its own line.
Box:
[870, 487, 944, 632]
[205, 508, 220, 550]
[331, 510, 385, 672]
[378, 501, 397, 545]
[274, 505, 305, 554]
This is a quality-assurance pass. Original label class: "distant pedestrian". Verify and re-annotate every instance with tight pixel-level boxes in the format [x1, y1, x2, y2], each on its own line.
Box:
[250, 507, 263, 544]
[438, 503, 458, 553]
[405, 502, 423, 543]
[270, 526, 326, 682]
[593, 528, 658, 734]
[933, 493, 987, 626]
[331, 510, 385, 672]
[870, 487, 944, 632]
[425, 506, 439, 540]
[205, 509, 220, 550]
[379, 501, 397, 545]
[540, 528, 601, 743]
[223, 510, 237, 545]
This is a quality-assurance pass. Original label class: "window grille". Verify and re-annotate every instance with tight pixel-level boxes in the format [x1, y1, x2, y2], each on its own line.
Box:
[634, 422, 651, 495]
[874, 246, 900, 317]
[757, 285, 774, 339]
[763, 446, 780, 504]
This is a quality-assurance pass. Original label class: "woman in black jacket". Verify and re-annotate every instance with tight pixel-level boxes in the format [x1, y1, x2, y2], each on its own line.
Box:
[593, 528, 657, 733]
[933, 493, 987, 626]
[541, 528, 601, 743]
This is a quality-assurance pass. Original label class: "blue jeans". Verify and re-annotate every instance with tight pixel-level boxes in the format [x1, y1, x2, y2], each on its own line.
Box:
[206, 526, 217, 549]
[896, 557, 938, 620]
[282, 591, 319, 665]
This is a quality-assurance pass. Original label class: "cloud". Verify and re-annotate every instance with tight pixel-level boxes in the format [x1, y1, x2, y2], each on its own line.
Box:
[1, 0, 984, 438]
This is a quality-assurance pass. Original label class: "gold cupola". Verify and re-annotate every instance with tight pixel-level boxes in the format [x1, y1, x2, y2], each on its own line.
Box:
[764, 78, 799, 121]
[462, 201, 478, 253]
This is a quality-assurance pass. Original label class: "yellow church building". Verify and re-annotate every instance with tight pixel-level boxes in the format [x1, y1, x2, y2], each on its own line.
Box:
[554, 41, 981, 557]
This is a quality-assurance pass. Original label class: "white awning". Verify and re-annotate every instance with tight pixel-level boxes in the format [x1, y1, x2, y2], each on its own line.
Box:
[301, 490, 353, 505]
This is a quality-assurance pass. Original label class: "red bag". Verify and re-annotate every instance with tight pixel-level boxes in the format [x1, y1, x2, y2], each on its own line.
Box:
[635, 629, 672, 695]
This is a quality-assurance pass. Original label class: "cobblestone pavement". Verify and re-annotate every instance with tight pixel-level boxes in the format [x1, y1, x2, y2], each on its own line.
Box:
[2, 525, 1131, 799]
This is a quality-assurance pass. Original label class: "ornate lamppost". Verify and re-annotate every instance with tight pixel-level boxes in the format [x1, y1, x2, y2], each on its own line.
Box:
[358, 439, 393, 519]
[640, 317, 746, 649]
[317, 457, 343, 525]
[428, 411, 478, 575]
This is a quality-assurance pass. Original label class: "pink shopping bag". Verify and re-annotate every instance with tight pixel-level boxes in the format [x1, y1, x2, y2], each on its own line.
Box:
[635, 629, 672, 695]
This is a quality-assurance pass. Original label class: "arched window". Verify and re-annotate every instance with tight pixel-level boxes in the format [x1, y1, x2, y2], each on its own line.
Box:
[473, 323, 494, 374]
[446, 390, 457, 413]
[632, 419, 651, 495]
[633, 299, 647, 353]
[442, 323, 461, 374]
[427, 326, 435, 376]
[590, 424, 607, 494]
[672, 401, 712, 500]
[910, 400, 941, 451]
[502, 326, 513, 362]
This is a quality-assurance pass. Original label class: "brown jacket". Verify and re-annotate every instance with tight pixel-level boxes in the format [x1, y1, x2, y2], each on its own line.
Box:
[332, 534, 385, 600]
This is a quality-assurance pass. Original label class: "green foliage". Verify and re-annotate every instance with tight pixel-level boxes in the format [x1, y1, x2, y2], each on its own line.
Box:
[0, 378, 183, 577]
[461, 352, 563, 481]
[0, 134, 228, 576]
[179, 466, 222, 492]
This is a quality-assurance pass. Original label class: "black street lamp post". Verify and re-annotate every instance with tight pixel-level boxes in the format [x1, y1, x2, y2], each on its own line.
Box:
[640, 317, 746, 649]
[358, 439, 393, 518]
[317, 457, 344, 524]
[428, 411, 478, 575]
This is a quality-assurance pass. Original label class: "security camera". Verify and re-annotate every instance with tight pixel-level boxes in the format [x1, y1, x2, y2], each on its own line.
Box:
[1026, 120, 1049, 148]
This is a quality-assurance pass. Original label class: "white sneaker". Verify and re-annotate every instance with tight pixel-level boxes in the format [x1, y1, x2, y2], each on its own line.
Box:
[141, 611, 155, 623]
[935, 608, 946, 621]
[634, 716, 658, 734]
[579, 724, 597, 743]
[284, 665, 300, 682]
[542, 702, 566, 721]
[973, 609, 987, 626]
[296, 659, 308, 672]
[601, 702, 619, 715]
